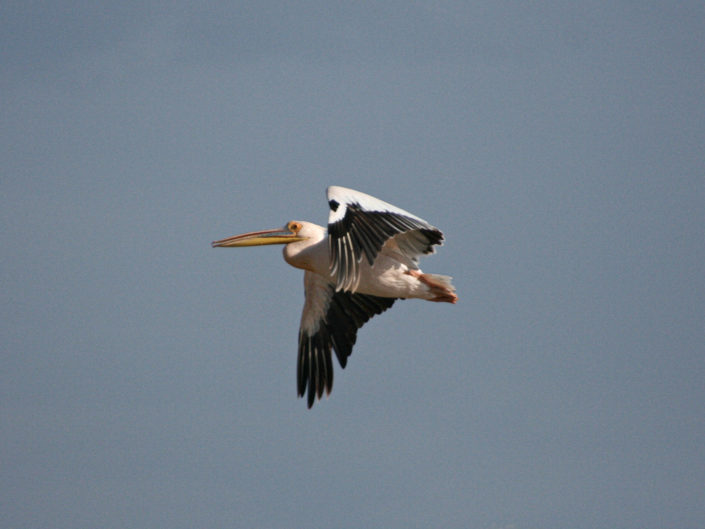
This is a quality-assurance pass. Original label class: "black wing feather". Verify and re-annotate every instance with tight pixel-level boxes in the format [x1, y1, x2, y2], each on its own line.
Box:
[328, 202, 444, 291]
[297, 286, 396, 408]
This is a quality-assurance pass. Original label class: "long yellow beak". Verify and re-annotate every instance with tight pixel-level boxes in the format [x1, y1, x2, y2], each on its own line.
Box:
[211, 227, 306, 248]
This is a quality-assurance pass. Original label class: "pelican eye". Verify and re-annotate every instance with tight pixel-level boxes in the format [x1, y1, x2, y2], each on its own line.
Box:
[288, 221, 302, 233]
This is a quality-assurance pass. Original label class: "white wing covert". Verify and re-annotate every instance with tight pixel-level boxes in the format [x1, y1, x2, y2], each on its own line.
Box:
[326, 186, 444, 292]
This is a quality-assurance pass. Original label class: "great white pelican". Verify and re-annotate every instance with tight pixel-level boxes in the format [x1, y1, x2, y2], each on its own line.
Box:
[212, 186, 457, 408]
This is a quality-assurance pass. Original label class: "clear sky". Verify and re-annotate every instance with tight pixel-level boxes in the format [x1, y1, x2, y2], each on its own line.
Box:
[2, 2, 704, 528]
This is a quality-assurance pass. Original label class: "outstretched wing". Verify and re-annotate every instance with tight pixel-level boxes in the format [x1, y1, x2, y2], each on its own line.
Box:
[326, 186, 444, 292]
[297, 271, 396, 408]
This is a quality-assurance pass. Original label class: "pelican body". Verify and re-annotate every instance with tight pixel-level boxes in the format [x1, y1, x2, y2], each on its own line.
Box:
[213, 186, 457, 408]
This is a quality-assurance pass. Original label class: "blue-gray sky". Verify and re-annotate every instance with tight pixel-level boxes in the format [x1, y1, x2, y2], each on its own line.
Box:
[2, 2, 704, 528]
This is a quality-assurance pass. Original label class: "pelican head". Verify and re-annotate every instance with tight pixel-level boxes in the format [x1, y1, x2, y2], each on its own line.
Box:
[213, 220, 327, 273]
[212, 221, 309, 248]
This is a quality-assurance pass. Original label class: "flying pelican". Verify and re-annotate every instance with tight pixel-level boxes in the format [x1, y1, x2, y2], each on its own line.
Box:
[212, 186, 457, 408]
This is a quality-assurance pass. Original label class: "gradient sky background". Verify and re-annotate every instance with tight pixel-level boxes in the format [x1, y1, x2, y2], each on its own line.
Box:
[2, 2, 704, 528]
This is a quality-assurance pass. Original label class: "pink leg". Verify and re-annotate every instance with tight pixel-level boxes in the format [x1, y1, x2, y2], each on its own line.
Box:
[406, 270, 458, 303]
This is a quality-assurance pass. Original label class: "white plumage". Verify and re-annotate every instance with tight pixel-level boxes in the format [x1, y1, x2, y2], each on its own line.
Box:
[213, 186, 457, 408]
